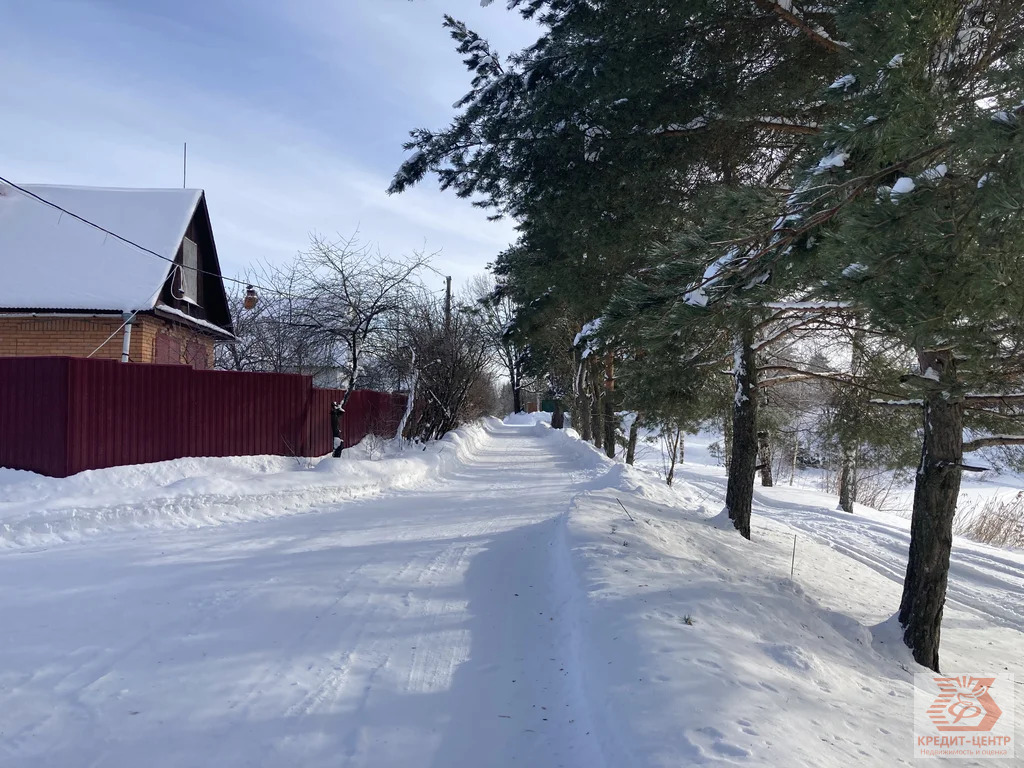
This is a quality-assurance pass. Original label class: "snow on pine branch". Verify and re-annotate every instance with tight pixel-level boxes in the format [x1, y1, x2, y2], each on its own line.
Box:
[683, 247, 750, 307]
[574, 318, 604, 360]
[751, 0, 850, 53]
[763, 300, 853, 310]
[829, 74, 856, 92]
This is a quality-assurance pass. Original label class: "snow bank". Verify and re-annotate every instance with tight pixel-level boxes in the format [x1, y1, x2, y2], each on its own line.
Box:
[502, 411, 550, 426]
[0, 420, 499, 549]
[535, 423, 1023, 765]
[560, 487, 922, 765]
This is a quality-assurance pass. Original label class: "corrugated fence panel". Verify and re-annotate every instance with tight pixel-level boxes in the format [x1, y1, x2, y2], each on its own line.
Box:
[301, 388, 405, 455]
[0, 357, 407, 476]
[0, 357, 70, 477]
[65, 358, 192, 474]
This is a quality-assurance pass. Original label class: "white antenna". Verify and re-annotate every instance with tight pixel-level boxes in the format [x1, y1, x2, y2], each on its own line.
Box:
[183, 142, 187, 188]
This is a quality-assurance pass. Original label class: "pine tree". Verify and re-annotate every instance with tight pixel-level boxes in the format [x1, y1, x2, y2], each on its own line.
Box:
[390, 1, 849, 440]
[750, 0, 1024, 669]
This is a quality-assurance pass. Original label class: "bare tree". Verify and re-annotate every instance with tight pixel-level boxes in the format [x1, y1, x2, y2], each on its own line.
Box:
[402, 285, 494, 442]
[216, 261, 338, 381]
[220, 234, 494, 450]
[297, 234, 429, 454]
[466, 274, 530, 413]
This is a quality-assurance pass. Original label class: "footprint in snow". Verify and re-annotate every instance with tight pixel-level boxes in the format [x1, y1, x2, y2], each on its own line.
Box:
[691, 726, 752, 760]
[759, 642, 815, 673]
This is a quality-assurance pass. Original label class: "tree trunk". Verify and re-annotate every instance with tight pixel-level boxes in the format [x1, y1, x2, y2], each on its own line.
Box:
[679, 433, 685, 465]
[790, 435, 798, 486]
[591, 374, 604, 451]
[604, 400, 617, 458]
[838, 445, 856, 513]
[625, 416, 639, 465]
[723, 411, 733, 471]
[330, 402, 344, 458]
[898, 348, 962, 672]
[838, 323, 864, 513]
[551, 399, 565, 429]
[666, 440, 677, 486]
[666, 426, 681, 486]
[575, 357, 592, 441]
[578, 391, 592, 441]
[725, 327, 759, 539]
[512, 382, 522, 414]
[757, 430, 774, 487]
[603, 355, 616, 459]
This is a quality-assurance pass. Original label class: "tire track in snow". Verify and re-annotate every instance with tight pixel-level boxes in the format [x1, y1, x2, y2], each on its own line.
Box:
[0, 422, 617, 767]
[676, 466, 1024, 633]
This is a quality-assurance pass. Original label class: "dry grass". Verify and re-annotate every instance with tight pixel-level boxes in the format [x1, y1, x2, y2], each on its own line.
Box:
[854, 471, 906, 514]
[954, 494, 1024, 549]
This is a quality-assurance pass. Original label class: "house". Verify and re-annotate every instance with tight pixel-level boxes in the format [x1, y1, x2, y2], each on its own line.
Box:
[0, 182, 234, 368]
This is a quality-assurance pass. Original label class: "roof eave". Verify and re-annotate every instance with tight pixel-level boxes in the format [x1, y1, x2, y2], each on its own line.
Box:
[152, 305, 236, 341]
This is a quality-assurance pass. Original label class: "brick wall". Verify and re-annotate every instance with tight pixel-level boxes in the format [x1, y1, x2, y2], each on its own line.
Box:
[0, 316, 125, 360]
[0, 314, 215, 368]
[132, 315, 215, 368]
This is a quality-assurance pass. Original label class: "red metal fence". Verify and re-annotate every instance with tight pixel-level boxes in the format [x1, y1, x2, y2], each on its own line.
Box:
[0, 357, 407, 477]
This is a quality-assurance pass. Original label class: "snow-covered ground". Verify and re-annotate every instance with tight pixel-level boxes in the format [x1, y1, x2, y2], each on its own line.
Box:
[0, 418, 1020, 766]
[632, 426, 1024, 522]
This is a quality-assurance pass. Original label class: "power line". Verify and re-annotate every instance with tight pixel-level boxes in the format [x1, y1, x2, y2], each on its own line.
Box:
[86, 310, 138, 359]
[0, 176, 305, 301]
[420, 262, 448, 278]
[0, 176, 454, 305]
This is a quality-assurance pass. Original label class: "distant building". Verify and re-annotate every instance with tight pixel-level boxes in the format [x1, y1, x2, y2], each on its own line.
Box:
[0, 183, 234, 368]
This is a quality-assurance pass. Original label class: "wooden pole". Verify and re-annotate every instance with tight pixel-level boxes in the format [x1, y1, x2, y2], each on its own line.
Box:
[444, 276, 452, 336]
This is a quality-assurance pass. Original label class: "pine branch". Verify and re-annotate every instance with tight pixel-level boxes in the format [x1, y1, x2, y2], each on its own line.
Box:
[759, 364, 856, 387]
[963, 393, 1024, 406]
[657, 118, 821, 138]
[704, 142, 955, 293]
[962, 435, 1024, 453]
[751, 0, 847, 53]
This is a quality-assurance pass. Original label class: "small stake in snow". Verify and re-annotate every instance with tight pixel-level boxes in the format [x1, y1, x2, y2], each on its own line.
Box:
[616, 497, 635, 523]
[790, 534, 797, 579]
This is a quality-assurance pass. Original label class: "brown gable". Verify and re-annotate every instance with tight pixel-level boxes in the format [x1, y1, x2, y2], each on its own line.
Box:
[157, 193, 234, 336]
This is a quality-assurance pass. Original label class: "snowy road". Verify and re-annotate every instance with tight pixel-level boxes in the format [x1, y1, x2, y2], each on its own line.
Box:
[0, 424, 604, 768]
[2, 420, 1022, 767]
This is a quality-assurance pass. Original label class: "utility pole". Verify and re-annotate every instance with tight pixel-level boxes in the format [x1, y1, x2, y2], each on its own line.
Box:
[444, 275, 452, 337]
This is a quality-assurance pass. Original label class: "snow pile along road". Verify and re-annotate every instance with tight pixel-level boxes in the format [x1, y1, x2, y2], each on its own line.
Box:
[0, 417, 1020, 767]
[0, 421, 494, 548]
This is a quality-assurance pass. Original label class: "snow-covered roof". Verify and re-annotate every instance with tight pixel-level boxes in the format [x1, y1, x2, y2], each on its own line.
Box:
[0, 183, 203, 312]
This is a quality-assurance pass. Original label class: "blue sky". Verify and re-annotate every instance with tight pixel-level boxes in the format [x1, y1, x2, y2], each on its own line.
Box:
[0, 0, 538, 289]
